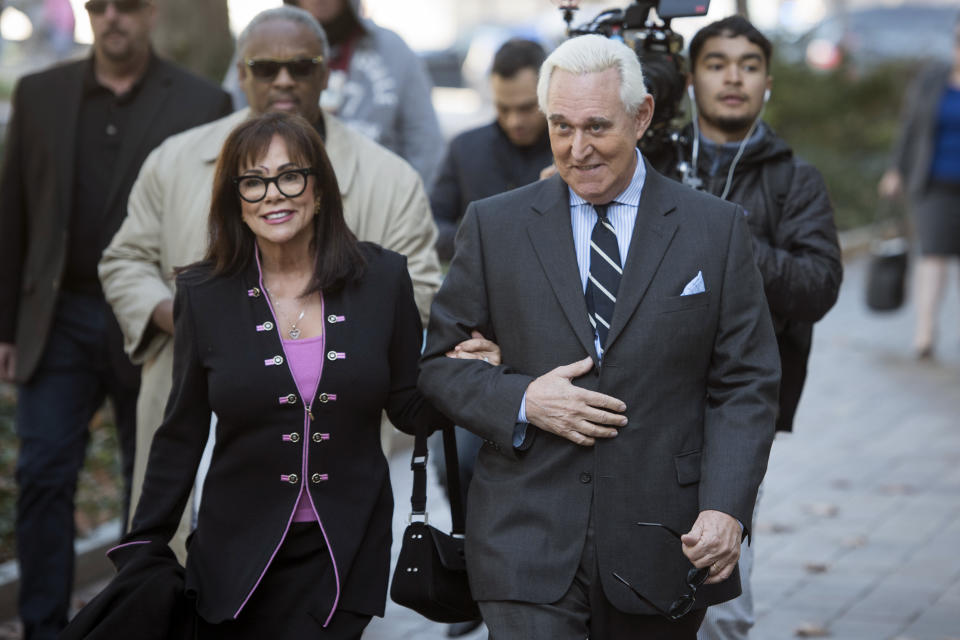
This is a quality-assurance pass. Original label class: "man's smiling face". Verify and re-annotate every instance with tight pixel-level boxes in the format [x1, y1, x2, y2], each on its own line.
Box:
[545, 67, 651, 204]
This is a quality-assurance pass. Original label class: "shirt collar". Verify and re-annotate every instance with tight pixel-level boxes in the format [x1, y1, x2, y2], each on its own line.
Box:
[82, 50, 156, 102]
[568, 148, 646, 209]
[697, 121, 766, 176]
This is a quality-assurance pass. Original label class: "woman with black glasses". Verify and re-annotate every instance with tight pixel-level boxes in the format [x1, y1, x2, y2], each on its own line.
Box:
[94, 112, 468, 638]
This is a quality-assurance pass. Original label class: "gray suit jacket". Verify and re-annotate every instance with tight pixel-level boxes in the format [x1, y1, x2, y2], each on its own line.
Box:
[419, 165, 780, 615]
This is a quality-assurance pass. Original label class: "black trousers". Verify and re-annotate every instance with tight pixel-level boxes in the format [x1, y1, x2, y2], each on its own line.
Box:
[479, 514, 707, 639]
[15, 292, 138, 640]
[196, 523, 373, 639]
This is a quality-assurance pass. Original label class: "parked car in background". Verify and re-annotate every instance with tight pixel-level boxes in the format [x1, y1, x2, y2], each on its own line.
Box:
[789, 4, 955, 72]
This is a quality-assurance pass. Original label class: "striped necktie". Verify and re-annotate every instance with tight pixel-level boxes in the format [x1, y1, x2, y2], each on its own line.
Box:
[585, 203, 622, 350]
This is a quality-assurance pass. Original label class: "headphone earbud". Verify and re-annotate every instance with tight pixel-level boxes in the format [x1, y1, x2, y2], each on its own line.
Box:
[763, 88, 771, 103]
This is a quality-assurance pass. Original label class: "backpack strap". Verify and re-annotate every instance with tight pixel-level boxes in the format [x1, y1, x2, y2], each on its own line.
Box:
[760, 157, 796, 243]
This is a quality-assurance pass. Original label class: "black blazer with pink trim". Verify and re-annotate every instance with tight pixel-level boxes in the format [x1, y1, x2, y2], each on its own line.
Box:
[111, 242, 448, 625]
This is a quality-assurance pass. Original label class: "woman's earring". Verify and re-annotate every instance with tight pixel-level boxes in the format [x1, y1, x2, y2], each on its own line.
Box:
[314, 198, 322, 216]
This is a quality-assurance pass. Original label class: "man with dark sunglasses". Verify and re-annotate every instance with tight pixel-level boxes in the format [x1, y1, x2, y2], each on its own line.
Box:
[0, 0, 232, 637]
[99, 5, 443, 579]
[223, 0, 444, 189]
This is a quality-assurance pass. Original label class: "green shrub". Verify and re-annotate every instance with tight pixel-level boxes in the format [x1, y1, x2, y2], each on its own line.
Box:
[764, 57, 913, 230]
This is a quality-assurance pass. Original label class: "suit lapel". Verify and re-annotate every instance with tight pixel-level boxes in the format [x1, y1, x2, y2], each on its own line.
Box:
[604, 164, 679, 351]
[101, 58, 171, 216]
[526, 175, 599, 362]
[55, 63, 86, 222]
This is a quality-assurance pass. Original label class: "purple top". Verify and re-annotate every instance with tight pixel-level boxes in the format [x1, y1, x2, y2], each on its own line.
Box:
[284, 335, 325, 522]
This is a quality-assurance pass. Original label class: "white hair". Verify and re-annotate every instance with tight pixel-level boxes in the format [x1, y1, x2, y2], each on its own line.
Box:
[537, 34, 648, 116]
[237, 6, 329, 63]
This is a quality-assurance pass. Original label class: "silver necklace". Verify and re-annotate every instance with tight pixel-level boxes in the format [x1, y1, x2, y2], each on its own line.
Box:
[265, 286, 306, 339]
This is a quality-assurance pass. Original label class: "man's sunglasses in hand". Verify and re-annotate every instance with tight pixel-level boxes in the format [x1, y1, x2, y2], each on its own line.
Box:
[611, 521, 710, 620]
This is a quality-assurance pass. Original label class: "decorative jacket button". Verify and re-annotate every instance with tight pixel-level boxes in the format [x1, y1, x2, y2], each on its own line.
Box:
[327, 350, 337, 361]
[312, 432, 324, 443]
[287, 473, 298, 484]
[273, 355, 284, 365]
[318, 393, 329, 403]
[327, 314, 337, 323]
[289, 432, 300, 443]
[263, 321, 274, 331]
[311, 473, 327, 483]
[286, 393, 297, 404]
[579, 472, 592, 484]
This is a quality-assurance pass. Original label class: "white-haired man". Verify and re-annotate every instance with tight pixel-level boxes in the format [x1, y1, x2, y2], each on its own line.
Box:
[99, 5, 442, 559]
[419, 35, 779, 638]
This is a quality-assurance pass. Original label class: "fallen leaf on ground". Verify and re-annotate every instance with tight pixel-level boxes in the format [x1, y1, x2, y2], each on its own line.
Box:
[841, 535, 868, 548]
[879, 483, 917, 495]
[803, 502, 839, 517]
[804, 562, 829, 574]
[794, 622, 830, 637]
[755, 522, 795, 534]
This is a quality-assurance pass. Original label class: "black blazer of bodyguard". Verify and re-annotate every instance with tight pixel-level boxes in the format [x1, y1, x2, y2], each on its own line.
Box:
[0, 56, 232, 382]
[110, 244, 448, 625]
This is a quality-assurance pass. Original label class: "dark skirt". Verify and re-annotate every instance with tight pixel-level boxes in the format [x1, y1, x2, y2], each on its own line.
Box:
[914, 182, 960, 256]
[196, 523, 372, 639]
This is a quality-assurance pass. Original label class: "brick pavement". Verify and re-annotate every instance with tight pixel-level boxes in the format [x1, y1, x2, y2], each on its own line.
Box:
[3, 256, 957, 640]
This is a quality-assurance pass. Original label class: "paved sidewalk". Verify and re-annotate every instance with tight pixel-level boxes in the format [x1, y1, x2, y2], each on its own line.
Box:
[3, 256, 957, 639]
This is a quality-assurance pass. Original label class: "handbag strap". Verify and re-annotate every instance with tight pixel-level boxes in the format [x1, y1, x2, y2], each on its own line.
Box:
[409, 424, 467, 536]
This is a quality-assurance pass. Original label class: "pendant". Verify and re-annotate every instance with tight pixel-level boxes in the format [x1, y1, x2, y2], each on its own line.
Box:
[289, 327, 301, 340]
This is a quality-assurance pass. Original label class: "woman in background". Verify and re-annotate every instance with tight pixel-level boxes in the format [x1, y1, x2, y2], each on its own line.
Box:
[879, 15, 960, 359]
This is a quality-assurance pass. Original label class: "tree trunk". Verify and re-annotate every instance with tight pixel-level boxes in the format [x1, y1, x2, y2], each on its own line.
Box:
[151, 0, 233, 84]
[736, 0, 750, 19]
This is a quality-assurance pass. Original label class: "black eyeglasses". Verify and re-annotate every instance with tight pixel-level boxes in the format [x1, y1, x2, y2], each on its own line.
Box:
[243, 57, 324, 81]
[610, 522, 710, 620]
[232, 168, 315, 203]
[84, 0, 149, 14]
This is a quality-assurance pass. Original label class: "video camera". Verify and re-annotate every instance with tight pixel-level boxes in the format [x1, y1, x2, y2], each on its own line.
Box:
[555, 0, 710, 171]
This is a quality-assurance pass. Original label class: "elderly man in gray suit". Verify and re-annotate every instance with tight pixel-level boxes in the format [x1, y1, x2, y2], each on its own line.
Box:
[419, 35, 780, 639]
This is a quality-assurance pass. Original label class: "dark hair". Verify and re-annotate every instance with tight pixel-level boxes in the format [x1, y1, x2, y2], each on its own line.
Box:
[204, 112, 365, 294]
[492, 38, 547, 79]
[688, 15, 773, 71]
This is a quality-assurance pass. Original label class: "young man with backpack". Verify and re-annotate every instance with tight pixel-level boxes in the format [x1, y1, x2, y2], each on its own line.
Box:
[670, 16, 844, 640]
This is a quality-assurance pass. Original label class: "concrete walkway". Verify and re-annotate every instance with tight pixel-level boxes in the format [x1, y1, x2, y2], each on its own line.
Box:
[2, 255, 958, 639]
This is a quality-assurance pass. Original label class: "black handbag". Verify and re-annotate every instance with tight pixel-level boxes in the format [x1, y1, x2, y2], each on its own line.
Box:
[390, 424, 480, 623]
[866, 200, 909, 312]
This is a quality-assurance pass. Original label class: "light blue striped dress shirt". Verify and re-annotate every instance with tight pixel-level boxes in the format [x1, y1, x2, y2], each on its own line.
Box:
[516, 150, 647, 430]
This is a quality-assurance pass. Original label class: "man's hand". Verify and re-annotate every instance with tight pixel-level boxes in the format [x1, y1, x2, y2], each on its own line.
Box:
[539, 163, 558, 181]
[680, 510, 742, 584]
[0, 343, 16, 383]
[878, 168, 903, 200]
[446, 330, 501, 365]
[151, 299, 175, 335]
[525, 356, 626, 446]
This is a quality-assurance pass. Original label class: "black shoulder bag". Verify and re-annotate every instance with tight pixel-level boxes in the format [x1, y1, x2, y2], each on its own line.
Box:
[390, 424, 480, 622]
[866, 199, 909, 312]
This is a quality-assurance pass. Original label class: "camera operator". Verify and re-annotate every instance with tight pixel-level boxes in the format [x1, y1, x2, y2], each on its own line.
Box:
[669, 16, 843, 640]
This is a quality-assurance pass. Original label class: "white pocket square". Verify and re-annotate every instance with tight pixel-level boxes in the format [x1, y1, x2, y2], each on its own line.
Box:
[681, 270, 705, 296]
